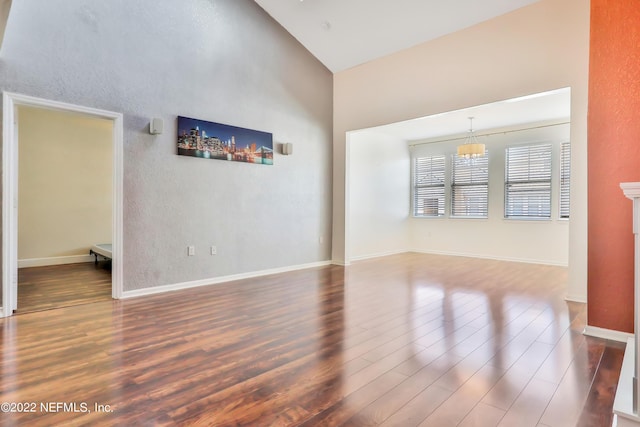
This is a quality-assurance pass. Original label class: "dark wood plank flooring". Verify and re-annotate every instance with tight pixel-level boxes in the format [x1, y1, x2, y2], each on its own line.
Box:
[17, 262, 112, 313]
[0, 253, 625, 426]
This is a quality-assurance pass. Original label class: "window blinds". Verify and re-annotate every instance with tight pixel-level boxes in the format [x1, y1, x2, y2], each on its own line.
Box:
[413, 156, 445, 217]
[505, 144, 552, 218]
[451, 154, 489, 217]
[560, 142, 570, 219]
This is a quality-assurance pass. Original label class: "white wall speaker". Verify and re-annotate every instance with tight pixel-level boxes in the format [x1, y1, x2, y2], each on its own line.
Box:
[282, 142, 293, 155]
[150, 118, 164, 135]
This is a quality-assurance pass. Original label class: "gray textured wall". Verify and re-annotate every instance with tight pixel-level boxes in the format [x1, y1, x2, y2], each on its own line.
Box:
[0, 0, 333, 291]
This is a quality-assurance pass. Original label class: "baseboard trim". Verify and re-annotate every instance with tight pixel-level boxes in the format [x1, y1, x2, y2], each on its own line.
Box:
[565, 294, 587, 304]
[18, 254, 94, 268]
[331, 260, 351, 266]
[122, 260, 333, 299]
[350, 250, 408, 262]
[410, 249, 568, 267]
[583, 325, 634, 343]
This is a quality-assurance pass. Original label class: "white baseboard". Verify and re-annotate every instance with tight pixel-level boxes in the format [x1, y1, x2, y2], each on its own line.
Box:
[122, 260, 333, 299]
[331, 260, 350, 266]
[349, 249, 408, 262]
[565, 294, 587, 304]
[410, 249, 569, 267]
[18, 254, 94, 268]
[583, 325, 634, 343]
[339, 249, 567, 266]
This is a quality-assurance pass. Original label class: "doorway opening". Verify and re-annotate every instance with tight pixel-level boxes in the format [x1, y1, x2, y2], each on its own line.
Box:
[344, 87, 572, 265]
[1, 92, 123, 317]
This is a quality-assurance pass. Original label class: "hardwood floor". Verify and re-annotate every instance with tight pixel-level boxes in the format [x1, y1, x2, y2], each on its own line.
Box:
[0, 253, 624, 426]
[17, 262, 112, 314]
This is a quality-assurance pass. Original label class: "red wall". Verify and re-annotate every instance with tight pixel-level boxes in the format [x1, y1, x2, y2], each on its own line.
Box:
[588, 0, 640, 332]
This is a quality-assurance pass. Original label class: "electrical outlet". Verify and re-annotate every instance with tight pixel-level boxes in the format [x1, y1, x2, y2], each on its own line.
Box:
[211, 246, 217, 255]
[188, 245, 195, 256]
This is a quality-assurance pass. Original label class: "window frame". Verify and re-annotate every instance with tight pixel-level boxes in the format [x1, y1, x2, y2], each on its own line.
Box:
[450, 152, 489, 219]
[412, 155, 446, 218]
[504, 143, 553, 220]
[559, 141, 570, 219]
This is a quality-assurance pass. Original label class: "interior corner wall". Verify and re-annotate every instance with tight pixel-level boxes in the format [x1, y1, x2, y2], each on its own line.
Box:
[348, 131, 410, 260]
[17, 106, 112, 261]
[587, 0, 640, 333]
[333, 0, 590, 301]
[0, 0, 333, 291]
[0, 0, 11, 49]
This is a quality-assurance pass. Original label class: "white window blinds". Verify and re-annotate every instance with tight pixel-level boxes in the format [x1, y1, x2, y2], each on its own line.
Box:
[505, 144, 552, 219]
[413, 156, 445, 217]
[451, 153, 489, 217]
[560, 142, 570, 219]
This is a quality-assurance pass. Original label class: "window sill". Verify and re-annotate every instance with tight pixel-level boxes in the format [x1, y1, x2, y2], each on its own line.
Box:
[503, 217, 552, 221]
[448, 216, 488, 220]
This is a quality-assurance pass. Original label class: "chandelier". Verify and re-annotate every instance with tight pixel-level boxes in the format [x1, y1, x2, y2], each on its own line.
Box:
[457, 117, 486, 159]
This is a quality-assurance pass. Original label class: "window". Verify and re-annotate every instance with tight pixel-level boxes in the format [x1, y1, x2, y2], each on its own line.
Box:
[560, 142, 570, 219]
[451, 153, 489, 217]
[413, 156, 445, 217]
[505, 144, 552, 219]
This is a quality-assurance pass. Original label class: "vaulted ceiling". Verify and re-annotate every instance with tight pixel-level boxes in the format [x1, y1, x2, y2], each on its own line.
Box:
[254, 0, 567, 140]
[254, 0, 541, 72]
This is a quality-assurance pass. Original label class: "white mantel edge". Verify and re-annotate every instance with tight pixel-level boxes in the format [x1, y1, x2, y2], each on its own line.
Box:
[615, 339, 640, 426]
[621, 182, 640, 200]
[614, 182, 640, 426]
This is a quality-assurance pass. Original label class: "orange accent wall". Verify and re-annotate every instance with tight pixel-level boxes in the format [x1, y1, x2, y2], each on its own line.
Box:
[588, 0, 640, 332]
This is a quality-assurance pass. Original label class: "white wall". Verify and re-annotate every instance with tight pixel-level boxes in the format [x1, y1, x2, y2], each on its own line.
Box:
[348, 131, 410, 260]
[0, 0, 333, 291]
[18, 106, 112, 263]
[333, 0, 589, 300]
[410, 122, 570, 265]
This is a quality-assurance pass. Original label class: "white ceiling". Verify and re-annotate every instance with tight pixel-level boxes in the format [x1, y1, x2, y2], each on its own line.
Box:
[254, 0, 568, 141]
[254, 0, 541, 73]
[357, 88, 571, 142]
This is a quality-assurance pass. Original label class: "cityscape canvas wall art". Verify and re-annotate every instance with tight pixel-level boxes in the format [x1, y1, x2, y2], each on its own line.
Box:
[177, 116, 274, 165]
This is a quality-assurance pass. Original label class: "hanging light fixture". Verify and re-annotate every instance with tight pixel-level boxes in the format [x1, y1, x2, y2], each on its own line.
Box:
[457, 117, 486, 159]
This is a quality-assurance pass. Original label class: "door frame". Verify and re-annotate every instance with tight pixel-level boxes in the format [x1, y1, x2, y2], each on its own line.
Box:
[1, 92, 124, 317]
